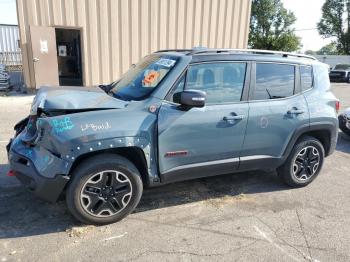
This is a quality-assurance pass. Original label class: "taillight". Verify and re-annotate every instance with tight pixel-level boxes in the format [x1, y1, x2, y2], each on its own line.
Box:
[335, 101, 340, 114]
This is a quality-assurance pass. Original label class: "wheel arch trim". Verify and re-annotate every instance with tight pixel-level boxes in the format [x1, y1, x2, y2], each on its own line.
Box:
[282, 121, 337, 162]
[67, 136, 157, 187]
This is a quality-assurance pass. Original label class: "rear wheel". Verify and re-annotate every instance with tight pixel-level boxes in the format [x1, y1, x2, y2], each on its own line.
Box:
[66, 154, 143, 225]
[277, 136, 325, 187]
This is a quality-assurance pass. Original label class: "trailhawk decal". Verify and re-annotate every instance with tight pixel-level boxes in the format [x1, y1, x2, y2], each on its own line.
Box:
[164, 150, 188, 157]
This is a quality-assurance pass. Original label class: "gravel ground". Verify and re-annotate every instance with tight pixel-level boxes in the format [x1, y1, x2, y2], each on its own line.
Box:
[0, 83, 349, 262]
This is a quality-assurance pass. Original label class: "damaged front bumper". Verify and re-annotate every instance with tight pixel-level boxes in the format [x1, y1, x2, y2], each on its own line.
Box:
[7, 136, 70, 202]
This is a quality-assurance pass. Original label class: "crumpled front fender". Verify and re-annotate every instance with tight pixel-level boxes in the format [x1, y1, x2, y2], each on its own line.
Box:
[30, 109, 159, 184]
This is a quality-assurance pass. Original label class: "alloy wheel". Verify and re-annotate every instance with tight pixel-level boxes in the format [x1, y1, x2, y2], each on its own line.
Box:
[292, 146, 320, 181]
[80, 170, 132, 217]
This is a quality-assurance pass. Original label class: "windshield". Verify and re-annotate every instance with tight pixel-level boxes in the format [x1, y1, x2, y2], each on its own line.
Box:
[110, 55, 178, 101]
[334, 64, 350, 70]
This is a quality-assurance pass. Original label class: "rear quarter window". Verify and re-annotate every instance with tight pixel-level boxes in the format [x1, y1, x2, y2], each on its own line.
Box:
[300, 66, 313, 91]
[313, 64, 330, 91]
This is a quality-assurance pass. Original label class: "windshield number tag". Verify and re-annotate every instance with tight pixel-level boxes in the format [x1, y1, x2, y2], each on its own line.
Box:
[156, 58, 176, 68]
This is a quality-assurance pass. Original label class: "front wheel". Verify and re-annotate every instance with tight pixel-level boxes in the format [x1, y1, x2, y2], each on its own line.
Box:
[277, 136, 325, 187]
[66, 154, 143, 225]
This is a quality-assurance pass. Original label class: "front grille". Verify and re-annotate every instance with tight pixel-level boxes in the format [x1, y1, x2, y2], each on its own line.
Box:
[330, 72, 346, 77]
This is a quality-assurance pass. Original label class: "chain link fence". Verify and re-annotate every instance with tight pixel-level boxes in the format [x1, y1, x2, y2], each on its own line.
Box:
[0, 51, 25, 92]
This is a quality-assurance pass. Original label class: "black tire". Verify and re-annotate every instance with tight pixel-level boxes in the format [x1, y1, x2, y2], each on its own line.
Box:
[339, 115, 350, 137]
[277, 136, 325, 187]
[66, 154, 143, 225]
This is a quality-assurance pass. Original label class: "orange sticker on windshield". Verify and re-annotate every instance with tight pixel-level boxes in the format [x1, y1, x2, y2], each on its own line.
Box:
[143, 71, 160, 85]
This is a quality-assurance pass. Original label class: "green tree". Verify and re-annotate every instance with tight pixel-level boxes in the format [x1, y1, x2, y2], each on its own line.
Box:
[317, 0, 350, 55]
[316, 42, 339, 55]
[248, 0, 301, 51]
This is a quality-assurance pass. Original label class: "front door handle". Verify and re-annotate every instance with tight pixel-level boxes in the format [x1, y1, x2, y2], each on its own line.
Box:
[33, 58, 39, 62]
[287, 108, 304, 115]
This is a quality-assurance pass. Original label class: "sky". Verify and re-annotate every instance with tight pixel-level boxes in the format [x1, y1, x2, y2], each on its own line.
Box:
[0, 0, 17, 25]
[282, 0, 333, 51]
[0, 0, 334, 52]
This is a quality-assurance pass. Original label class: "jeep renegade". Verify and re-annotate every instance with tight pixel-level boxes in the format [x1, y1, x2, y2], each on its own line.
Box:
[7, 48, 339, 224]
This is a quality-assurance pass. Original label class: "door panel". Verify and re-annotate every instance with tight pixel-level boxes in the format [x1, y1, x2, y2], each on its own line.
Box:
[240, 62, 310, 169]
[158, 102, 249, 177]
[29, 26, 59, 88]
[241, 95, 309, 158]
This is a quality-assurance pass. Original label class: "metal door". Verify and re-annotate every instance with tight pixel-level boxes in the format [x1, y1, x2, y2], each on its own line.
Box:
[29, 26, 59, 88]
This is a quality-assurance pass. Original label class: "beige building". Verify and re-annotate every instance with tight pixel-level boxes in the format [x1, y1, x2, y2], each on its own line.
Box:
[16, 0, 252, 89]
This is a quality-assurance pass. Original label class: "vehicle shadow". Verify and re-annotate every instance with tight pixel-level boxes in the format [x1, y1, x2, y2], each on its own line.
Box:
[137, 170, 285, 213]
[0, 168, 287, 239]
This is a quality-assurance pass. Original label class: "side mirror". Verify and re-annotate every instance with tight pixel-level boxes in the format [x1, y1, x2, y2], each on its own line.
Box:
[173, 90, 206, 108]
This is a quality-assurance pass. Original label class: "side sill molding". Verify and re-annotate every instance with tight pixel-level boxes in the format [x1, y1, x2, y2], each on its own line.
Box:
[160, 157, 239, 184]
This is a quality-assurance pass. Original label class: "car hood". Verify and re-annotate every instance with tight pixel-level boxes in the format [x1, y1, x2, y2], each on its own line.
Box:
[30, 86, 128, 115]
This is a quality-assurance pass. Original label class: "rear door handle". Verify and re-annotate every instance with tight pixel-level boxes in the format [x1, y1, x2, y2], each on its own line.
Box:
[287, 109, 304, 115]
[223, 115, 244, 121]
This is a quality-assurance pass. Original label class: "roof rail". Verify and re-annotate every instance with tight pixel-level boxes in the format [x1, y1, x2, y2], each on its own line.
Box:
[155, 48, 317, 60]
[155, 49, 193, 54]
[190, 48, 317, 60]
[155, 47, 207, 55]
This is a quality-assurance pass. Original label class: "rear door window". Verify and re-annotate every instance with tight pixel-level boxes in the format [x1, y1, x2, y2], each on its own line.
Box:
[300, 66, 313, 91]
[253, 63, 295, 100]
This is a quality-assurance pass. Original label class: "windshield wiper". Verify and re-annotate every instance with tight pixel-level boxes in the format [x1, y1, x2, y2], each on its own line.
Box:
[266, 88, 286, 99]
[271, 95, 286, 99]
[99, 84, 113, 93]
[108, 91, 131, 102]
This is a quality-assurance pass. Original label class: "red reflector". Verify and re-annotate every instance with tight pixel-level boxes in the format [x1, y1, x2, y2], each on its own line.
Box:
[7, 170, 16, 177]
[335, 101, 340, 113]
